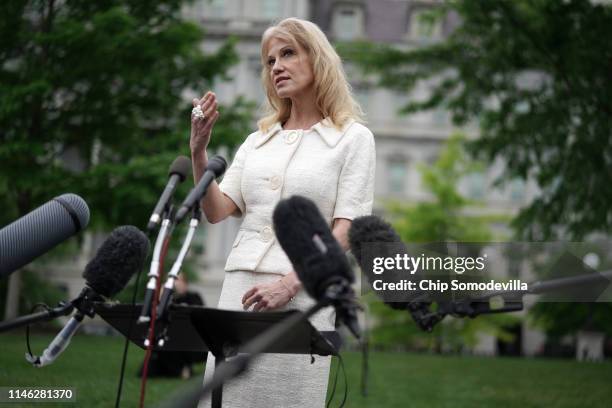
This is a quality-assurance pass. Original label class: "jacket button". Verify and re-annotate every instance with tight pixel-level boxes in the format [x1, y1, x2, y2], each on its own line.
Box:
[270, 175, 282, 190]
[285, 130, 299, 144]
[260, 226, 273, 242]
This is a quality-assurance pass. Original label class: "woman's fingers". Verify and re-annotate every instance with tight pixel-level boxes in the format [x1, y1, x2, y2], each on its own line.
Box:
[198, 91, 214, 107]
[253, 299, 269, 312]
[242, 287, 257, 304]
[243, 292, 262, 310]
[201, 95, 216, 116]
[243, 286, 261, 309]
[203, 99, 217, 118]
[192, 91, 213, 110]
[198, 91, 210, 105]
[201, 110, 219, 134]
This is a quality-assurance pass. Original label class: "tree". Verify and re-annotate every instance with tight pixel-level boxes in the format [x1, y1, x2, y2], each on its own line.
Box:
[342, 0, 612, 346]
[0, 0, 254, 316]
[367, 135, 518, 351]
[342, 0, 612, 240]
[0, 0, 251, 226]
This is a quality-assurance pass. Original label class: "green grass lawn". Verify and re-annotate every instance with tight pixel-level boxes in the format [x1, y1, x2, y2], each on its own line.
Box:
[1, 333, 611, 407]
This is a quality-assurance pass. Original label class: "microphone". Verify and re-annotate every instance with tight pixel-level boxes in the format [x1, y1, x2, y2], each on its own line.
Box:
[175, 155, 226, 223]
[348, 215, 436, 331]
[348, 215, 430, 306]
[27, 226, 150, 367]
[147, 156, 191, 231]
[273, 195, 361, 339]
[0, 194, 90, 279]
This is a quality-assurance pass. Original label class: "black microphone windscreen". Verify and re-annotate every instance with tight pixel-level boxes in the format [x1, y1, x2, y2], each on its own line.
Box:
[83, 226, 150, 298]
[349, 215, 424, 308]
[349, 215, 403, 266]
[169, 156, 191, 182]
[273, 196, 353, 301]
[0, 194, 90, 278]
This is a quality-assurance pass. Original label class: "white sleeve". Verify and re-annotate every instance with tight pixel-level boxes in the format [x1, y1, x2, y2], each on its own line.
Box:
[333, 127, 376, 220]
[218, 136, 252, 217]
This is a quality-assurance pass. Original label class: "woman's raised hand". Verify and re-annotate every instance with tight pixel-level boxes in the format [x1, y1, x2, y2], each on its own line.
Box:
[190, 91, 220, 154]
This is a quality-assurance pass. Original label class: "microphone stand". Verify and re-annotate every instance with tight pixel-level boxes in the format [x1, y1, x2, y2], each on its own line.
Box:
[0, 303, 74, 333]
[0, 286, 100, 333]
[168, 281, 355, 408]
[155, 207, 202, 346]
[408, 269, 612, 332]
[138, 209, 174, 325]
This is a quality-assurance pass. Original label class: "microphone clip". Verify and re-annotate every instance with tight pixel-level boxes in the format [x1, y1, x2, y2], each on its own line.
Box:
[71, 286, 102, 319]
[322, 279, 363, 340]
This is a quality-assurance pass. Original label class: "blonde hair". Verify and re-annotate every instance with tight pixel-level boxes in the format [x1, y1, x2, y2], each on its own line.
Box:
[257, 18, 364, 133]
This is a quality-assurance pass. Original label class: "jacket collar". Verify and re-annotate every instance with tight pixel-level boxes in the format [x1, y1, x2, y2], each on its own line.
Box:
[254, 118, 355, 149]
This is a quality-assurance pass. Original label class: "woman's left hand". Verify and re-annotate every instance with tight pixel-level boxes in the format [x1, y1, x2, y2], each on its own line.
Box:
[242, 280, 294, 312]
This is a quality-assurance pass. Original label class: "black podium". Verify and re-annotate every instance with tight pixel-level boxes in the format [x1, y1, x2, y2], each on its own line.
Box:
[94, 303, 340, 407]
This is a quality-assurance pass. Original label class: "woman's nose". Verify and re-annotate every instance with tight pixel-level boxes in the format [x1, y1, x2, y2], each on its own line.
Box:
[272, 60, 284, 73]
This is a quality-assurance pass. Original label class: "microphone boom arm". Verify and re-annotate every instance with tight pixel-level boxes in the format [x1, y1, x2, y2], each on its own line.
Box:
[406, 269, 612, 332]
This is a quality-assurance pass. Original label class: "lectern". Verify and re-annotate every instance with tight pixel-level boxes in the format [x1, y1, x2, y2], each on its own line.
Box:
[94, 303, 340, 407]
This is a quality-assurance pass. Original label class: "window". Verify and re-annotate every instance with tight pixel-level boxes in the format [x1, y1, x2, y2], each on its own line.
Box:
[408, 8, 441, 41]
[353, 83, 370, 115]
[248, 55, 266, 102]
[506, 243, 525, 278]
[466, 172, 486, 200]
[261, 0, 282, 19]
[432, 108, 448, 126]
[205, 0, 225, 18]
[388, 158, 406, 194]
[509, 178, 525, 203]
[333, 6, 364, 40]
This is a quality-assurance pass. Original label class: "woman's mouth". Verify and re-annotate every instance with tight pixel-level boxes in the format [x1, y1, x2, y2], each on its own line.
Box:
[275, 77, 290, 86]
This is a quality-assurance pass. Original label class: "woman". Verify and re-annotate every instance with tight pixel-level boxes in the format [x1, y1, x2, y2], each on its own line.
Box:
[191, 18, 375, 408]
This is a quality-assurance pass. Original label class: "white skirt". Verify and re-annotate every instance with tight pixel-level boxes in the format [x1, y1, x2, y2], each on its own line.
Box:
[198, 271, 336, 408]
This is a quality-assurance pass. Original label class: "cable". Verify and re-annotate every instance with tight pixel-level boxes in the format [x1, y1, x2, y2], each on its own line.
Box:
[360, 300, 370, 397]
[114, 230, 153, 408]
[326, 354, 348, 408]
[326, 355, 341, 408]
[25, 303, 52, 361]
[338, 351, 348, 407]
[139, 235, 171, 408]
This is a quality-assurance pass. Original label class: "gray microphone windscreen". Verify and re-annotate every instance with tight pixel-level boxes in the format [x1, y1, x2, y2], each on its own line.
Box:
[0, 194, 90, 278]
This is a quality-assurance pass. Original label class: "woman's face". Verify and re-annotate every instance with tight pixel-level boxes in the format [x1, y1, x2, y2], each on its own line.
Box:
[266, 36, 314, 100]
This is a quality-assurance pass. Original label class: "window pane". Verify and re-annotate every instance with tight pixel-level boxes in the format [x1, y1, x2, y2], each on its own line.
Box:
[467, 172, 486, 200]
[207, 0, 225, 18]
[388, 160, 406, 194]
[509, 179, 525, 203]
[262, 0, 281, 19]
[336, 8, 358, 40]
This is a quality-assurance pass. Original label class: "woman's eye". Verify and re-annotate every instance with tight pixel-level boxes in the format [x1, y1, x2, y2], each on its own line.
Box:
[282, 49, 294, 57]
[267, 58, 275, 66]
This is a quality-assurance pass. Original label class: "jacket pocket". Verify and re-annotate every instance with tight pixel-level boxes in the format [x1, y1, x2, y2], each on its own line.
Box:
[232, 230, 245, 248]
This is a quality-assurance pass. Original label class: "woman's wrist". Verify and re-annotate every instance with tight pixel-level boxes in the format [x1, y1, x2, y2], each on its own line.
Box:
[191, 149, 209, 182]
[280, 273, 302, 297]
[279, 279, 295, 299]
[191, 147, 208, 165]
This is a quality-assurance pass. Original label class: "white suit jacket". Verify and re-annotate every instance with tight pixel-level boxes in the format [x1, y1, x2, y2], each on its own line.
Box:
[218, 118, 376, 275]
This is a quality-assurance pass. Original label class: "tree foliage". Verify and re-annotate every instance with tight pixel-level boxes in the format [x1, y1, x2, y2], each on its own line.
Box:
[0, 0, 253, 228]
[368, 135, 518, 351]
[390, 134, 494, 243]
[343, 0, 612, 240]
